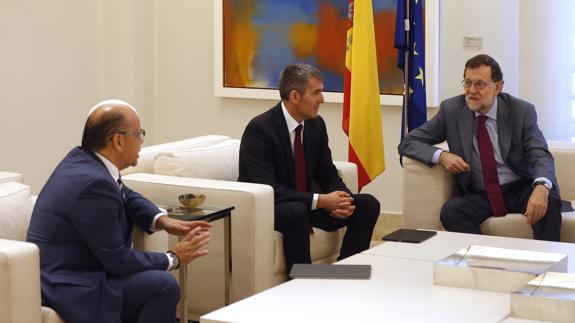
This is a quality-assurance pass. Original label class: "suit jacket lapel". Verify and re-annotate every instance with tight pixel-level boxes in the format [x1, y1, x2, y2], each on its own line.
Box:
[497, 96, 513, 160]
[457, 103, 474, 163]
[83, 147, 133, 239]
[84, 148, 122, 196]
[272, 104, 296, 187]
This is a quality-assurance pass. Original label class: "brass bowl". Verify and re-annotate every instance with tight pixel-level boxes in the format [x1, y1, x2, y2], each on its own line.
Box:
[178, 193, 206, 208]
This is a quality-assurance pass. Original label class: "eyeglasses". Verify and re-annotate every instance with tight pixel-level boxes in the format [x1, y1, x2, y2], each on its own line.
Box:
[118, 129, 146, 140]
[461, 79, 494, 90]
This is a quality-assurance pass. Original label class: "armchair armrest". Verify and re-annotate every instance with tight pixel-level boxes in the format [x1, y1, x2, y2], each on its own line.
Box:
[0, 239, 42, 323]
[548, 141, 575, 201]
[123, 173, 275, 310]
[124, 159, 355, 314]
[0, 172, 23, 184]
[402, 157, 457, 230]
[333, 161, 358, 194]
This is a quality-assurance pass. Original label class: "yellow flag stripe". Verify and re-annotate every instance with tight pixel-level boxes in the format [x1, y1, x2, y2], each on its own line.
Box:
[348, 0, 385, 179]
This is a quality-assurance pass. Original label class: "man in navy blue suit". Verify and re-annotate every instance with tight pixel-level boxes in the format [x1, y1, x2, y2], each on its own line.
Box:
[27, 100, 211, 323]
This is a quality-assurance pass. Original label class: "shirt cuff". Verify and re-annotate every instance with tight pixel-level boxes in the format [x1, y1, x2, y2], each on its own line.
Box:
[150, 208, 167, 232]
[431, 148, 444, 165]
[533, 177, 553, 190]
[311, 193, 319, 210]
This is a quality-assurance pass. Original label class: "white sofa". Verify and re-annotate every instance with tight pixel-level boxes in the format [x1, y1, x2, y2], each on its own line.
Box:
[0, 172, 64, 323]
[403, 141, 575, 241]
[122, 135, 358, 318]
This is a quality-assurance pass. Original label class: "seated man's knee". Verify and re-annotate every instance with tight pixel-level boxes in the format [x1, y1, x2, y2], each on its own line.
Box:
[276, 202, 309, 219]
[440, 200, 459, 227]
[275, 202, 311, 228]
[156, 271, 180, 303]
[357, 194, 380, 216]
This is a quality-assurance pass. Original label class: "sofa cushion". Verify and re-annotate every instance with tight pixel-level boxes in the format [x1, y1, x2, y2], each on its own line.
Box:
[481, 201, 575, 242]
[273, 229, 343, 278]
[124, 135, 231, 174]
[153, 139, 240, 181]
[0, 182, 35, 241]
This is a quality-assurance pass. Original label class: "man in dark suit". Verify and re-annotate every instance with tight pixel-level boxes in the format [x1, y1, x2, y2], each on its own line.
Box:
[27, 100, 211, 323]
[239, 64, 380, 271]
[398, 54, 561, 241]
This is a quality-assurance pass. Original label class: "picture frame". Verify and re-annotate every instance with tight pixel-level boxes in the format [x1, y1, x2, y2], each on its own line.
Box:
[213, 0, 439, 107]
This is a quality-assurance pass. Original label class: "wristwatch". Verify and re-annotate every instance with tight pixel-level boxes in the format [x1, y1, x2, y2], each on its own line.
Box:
[166, 251, 180, 270]
[533, 180, 551, 191]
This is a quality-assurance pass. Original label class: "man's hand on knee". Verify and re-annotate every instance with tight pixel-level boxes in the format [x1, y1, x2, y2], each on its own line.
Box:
[524, 185, 549, 225]
[318, 191, 355, 218]
[438, 151, 470, 174]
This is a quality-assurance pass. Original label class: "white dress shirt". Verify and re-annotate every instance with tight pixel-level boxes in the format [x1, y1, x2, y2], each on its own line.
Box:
[94, 152, 174, 270]
[281, 102, 319, 210]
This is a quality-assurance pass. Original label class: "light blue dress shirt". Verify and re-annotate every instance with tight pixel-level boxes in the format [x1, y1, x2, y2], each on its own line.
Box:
[431, 99, 552, 191]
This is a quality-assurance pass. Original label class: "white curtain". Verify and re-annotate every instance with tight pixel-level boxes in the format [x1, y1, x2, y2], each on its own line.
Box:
[520, 0, 574, 141]
[439, 0, 520, 100]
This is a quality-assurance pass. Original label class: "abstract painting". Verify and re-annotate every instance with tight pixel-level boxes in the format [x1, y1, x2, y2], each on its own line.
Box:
[223, 0, 403, 95]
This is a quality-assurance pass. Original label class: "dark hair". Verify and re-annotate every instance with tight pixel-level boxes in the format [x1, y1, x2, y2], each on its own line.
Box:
[464, 54, 503, 82]
[279, 64, 323, 100]
[81, 108, 128, 150]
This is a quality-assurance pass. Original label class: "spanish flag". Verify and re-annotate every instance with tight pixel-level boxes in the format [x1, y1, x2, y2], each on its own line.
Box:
[342, 0, 385, 191]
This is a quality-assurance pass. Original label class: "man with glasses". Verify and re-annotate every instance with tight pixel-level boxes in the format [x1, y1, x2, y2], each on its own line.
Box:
[27, 100, 212, 323]
[398, 54, 561, 241]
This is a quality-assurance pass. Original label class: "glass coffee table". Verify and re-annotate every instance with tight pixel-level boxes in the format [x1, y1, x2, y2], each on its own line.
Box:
[167, 204, 234, 323]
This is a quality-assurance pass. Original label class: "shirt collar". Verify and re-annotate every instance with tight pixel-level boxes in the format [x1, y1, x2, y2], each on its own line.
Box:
[474, 97, 498, 121]
[94, 152, 121, 184]
[281, 101, 304, 132]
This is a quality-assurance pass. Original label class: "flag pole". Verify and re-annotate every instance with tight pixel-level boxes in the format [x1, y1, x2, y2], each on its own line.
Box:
[402, 0, 410, 137]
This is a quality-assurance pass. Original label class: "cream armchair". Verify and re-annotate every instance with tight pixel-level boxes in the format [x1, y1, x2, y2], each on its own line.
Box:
[403, 141, 575, 242]
[0, 172, 64, 323]
[122, 135, 358, 319]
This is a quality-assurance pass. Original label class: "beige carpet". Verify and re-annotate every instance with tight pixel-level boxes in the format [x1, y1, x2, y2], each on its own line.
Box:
[370, 213, 404, 247]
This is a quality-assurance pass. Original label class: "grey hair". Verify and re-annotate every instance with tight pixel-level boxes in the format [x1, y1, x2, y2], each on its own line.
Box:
[278, 64, 323, 100]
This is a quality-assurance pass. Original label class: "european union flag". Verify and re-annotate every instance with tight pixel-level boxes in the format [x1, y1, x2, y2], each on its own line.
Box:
[395, 0, 427, 137]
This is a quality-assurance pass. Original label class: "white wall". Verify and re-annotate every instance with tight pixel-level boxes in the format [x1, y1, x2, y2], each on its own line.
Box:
[440, 0, 520, 99]
[100, 0, 157, 139]
[519, 0, 573, 141]
[0, 0, 103, 192]
[1, 0, 565, 214]
[0, 0, 161, 193]
[440, 0, 572, 142]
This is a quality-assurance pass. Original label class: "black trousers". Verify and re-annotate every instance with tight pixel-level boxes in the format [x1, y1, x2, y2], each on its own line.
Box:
[274, 194, 380, 272]
[440, 178, 562, 241]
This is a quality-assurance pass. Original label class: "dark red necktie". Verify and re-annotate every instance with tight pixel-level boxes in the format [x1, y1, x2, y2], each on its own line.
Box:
[477, 116, 507, 216]
[294, 124, 308, 192]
